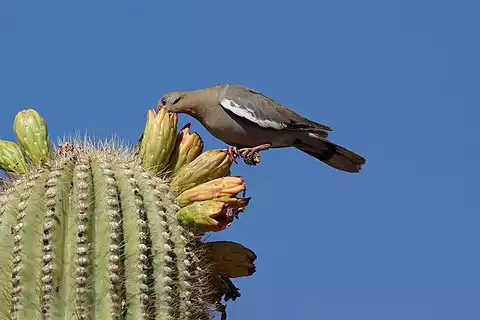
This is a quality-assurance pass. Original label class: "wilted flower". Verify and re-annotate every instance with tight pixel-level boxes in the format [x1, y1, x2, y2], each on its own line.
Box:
[202, 241, 257, 278]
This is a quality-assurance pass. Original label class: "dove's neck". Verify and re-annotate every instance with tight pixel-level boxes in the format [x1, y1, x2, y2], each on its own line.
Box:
[182, 86, 220, 122]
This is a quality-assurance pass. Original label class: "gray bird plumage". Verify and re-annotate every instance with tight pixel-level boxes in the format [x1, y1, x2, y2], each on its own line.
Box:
[158, 84, 366, 173]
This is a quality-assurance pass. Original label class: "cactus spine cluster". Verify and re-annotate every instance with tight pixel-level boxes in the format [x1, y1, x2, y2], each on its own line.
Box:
[0, 108, 256, 320]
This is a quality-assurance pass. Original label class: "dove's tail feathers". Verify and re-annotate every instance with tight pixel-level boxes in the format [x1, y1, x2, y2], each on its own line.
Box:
[295, 137, 366, 173]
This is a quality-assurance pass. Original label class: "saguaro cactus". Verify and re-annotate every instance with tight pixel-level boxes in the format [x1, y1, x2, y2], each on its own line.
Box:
[0, 108, 256, 320]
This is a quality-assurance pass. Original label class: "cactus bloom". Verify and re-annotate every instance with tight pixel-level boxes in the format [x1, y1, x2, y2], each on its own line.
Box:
[176, 198, 250, 232]
[176, 176, 245, 207]
[169, 124, 204, 174]
[139, 108, 178, 173]
[13, 109, 50, 165]
[171, 149, 233, 195]
[0, 140, 28, 173]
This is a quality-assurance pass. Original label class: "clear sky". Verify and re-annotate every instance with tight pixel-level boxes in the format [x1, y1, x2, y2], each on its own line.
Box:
[1, 1, 479, 319]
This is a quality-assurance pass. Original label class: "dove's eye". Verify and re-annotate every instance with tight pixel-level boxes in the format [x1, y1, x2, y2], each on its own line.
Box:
[160, 97, 167, 106]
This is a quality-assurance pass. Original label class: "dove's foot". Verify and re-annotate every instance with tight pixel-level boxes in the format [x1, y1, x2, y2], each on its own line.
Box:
[222, 146, 240, 163]
[238, 144, 271, 166]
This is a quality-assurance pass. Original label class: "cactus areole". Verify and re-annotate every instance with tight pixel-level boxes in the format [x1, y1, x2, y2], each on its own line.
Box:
[0, 108, 256, 320]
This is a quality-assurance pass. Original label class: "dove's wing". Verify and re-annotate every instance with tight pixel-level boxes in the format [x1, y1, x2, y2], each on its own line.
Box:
[218, 85, 331, 136]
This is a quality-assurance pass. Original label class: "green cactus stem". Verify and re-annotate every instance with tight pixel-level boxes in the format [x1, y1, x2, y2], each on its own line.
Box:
[0, 108, 257, 320]
[0, 144, 211, 319]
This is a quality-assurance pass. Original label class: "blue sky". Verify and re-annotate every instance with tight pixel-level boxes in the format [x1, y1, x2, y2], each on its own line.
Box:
[1, 1, 479, 319]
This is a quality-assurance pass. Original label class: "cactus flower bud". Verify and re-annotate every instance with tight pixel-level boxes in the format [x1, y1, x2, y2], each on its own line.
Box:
[140, 108, 178, 173]
[176, 198, 250, 232]
[202, 241, 257, 278]
[13, 109, 50, 165]
[169, 124, 204, 175]
[176, 176, 245, 207]
[0, 140, 28, 173]
[170, 149, 233, 195]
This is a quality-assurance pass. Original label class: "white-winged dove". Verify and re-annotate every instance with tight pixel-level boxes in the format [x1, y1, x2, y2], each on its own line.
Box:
[158, 84, 366, 173]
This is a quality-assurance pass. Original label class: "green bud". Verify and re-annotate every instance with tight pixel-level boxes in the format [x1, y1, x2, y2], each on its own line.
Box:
[140, 108, 178, 173]
[169, 124, 204, 175]
[0, 140, 28, 173]
[13, 109, 50, 165]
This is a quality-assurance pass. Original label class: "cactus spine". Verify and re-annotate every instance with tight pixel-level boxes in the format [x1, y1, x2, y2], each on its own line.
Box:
[0, 108, 255, 320]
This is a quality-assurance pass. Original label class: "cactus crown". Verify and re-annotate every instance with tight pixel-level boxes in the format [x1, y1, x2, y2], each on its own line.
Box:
[0, 108, 256, 320]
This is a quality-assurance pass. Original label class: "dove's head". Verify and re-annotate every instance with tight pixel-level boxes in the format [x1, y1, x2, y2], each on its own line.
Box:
[158, 91, 191, 114]
[158, 87, 218, 122]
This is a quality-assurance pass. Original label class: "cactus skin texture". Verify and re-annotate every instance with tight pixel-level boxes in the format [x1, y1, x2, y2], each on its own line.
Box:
[0, 108, 256, 320]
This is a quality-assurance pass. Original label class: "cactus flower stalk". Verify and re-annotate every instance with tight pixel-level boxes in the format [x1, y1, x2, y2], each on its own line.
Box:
[176, 176, 245, 207]
[171, 150, 233, 195]
[13, 109, 50, 165]
[176, 198, 250, 232]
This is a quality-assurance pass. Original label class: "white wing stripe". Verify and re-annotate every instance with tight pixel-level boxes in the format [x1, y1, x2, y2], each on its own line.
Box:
[220, 99, 286, 130]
